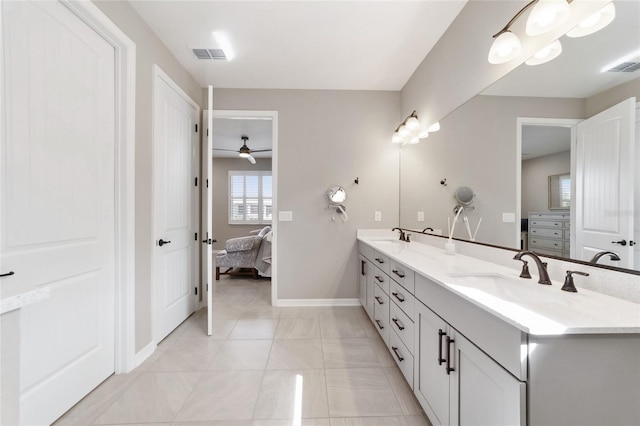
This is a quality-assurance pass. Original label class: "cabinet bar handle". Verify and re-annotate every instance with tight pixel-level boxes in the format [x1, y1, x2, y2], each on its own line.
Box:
[391, 346, 404, 362]
[375, 258, 384, 264]
[375, 275, 384, 283]
[392, 270, 405, 278]
[446, 335, 455, 375]
[375, 296, 384, 305]
[392, 317, 405, 330]
[361, 260, 366, 276]
[375, 319, 384, 330]
[438, 329, 446, 365]
[391, 292, 405, 302]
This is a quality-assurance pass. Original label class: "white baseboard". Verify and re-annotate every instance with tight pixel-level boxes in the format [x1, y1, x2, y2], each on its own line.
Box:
[133, 341, 157, 369]
[275, 298, 361, 307]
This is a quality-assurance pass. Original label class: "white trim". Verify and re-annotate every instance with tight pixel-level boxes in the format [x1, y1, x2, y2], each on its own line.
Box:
[61, 0, 137, 374]
[133, 341, 157, 369]
[211, 110, 278, 306]
[516, 117, 581, 252]
[151, 65, 201, 344]
[275, 298, 361, 307]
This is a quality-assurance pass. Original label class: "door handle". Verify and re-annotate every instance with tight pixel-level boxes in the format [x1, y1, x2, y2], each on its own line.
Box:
[446, 336, 455, 375]
[202, 239, 212, 244]
[0, 271, 15, 278]
[158, 239, 172, 247]
[630, 241, 636, 246]
[438, 329, 446, 365]
[612, 240, 627, 246]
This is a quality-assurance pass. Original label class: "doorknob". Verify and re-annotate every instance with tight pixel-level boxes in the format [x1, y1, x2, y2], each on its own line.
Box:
[202, 238, 213, 244]
[611, 240, 627, 246]
[630, 241, 636, 246]
[158, 239, 172, 247]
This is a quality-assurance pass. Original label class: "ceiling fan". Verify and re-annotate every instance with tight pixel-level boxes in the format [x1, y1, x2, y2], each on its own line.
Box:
[213, 136, 271, 164]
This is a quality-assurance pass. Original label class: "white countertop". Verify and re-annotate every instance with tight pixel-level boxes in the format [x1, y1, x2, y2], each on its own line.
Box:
[358, 232, 640, 335]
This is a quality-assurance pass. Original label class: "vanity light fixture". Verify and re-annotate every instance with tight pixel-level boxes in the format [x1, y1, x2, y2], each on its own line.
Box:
[488, 1, 616, 65]
[392, 111, 427, 145]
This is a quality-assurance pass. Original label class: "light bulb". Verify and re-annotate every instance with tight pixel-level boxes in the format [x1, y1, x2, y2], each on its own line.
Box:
[488, 31, 522, 64]
[566, 3, 615, 38]
[391, 132, 403, 144]
[418, 129, 429, 139]
[238, 152, 250, 158]
[428, 122, 440, 132]
[526, 0, 570, 36]
[526, 40, 562, 66]
[405, 116, 420, 131]
[398, 124, 410, 138]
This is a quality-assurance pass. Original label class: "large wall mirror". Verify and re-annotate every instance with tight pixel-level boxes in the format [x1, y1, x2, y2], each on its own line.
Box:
[400, 0, 640, 274]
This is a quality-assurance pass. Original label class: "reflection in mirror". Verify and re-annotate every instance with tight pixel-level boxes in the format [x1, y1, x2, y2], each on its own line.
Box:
[327, 186, 347, 204]
[399, 0, 640, 273]
[548, 173, 570, 210]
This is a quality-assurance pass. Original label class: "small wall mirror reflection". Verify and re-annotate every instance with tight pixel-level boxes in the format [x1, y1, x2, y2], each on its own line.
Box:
[327, 186, 347, 204]
[453, 186, 476, 213]
[548, 173, 571, 210]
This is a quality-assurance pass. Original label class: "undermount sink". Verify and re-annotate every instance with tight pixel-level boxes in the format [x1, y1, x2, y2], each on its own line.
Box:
[447, 272, 557, 305]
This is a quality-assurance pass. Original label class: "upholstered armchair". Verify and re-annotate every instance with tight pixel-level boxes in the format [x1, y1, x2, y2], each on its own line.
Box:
[215, 226, 271, 280]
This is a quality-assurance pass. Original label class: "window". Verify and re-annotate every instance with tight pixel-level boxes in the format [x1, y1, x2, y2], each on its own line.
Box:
[229, 171, 272, 224]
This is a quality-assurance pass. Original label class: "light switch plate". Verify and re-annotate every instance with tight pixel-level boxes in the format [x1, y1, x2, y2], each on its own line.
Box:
[374, 211, 382, 222]
[502, 212, 516, 223]
[279, 211, 293, 221]
[418, 211, 425, 222]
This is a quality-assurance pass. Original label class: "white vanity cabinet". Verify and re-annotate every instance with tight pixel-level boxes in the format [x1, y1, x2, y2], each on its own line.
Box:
[358, 254, 374, 321]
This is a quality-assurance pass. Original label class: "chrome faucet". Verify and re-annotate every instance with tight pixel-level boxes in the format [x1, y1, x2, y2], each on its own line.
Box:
[391, 227, 406, 242]
[513, 251, 552, 285]
[589, 251, 621, 264]
[422, 227, 434, 233]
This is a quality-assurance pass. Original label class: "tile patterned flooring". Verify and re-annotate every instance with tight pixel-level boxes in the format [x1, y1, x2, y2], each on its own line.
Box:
[55, 277, 431, 426]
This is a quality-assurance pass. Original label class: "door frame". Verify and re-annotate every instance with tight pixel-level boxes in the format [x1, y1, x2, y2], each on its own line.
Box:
[60, 0, 137, 374]
[209, 109, 279, 307]
[516, 117, 581, 250]
[151, 64, 201, 344]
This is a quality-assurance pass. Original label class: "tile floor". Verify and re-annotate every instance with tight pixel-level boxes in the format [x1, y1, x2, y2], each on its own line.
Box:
[55, 277, 431, 426]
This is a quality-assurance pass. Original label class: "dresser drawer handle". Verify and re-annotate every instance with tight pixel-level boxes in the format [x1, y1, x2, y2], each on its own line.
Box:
[391, 292, 405, 302]
[375, 319, 384, 330]
[392, 270, 405, 278]
[374, 296, 384, 305]
[375, 258, 384, 264]
[374, 275, 384, 283]
[391, 346, 404, 362]
[392, 317, 405, 330]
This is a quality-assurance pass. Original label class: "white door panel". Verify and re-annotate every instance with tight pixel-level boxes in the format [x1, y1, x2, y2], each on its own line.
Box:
[575, 97, 635, 268]
[1, 1, 116, 424]
[202, 90, 213, 334]
[154, 70, 198, 341]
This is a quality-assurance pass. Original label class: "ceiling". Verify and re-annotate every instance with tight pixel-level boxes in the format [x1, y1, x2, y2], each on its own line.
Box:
[213, 117, 272, 159]
[129, 0, 467, 90]
[522, 125, 571, 160]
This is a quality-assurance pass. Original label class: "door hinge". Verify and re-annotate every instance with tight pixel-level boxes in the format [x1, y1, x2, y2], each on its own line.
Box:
[206, 179, 209, 188]
[207, 129, 209, 137]
[195, 124, 198, 133]
[206, 283, 209, 292]
[195, 177, 198, 187]
[195, 286, 198, 295]
[194, 232, 198, 241]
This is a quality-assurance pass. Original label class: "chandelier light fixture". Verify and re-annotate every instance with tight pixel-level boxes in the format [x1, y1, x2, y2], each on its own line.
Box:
[488, 0, 616, 66]
[391, 111, 440, 145]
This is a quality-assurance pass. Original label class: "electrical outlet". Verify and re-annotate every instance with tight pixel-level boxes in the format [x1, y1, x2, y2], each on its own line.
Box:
[417, 211, 425, 222]
[374, 211, 382, 222]
[279, 211, 293, 221]
[502, 212, 516, 223]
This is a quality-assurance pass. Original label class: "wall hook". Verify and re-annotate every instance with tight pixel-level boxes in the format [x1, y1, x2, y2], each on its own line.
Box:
[354, 177, 359, 185]
[440, 178, 447, 186]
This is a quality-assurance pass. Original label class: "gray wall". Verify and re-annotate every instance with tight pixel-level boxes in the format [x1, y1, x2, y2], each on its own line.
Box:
[521, 151, 571, 216]
[93, 1, 203, 352]
[400, 95, 583, 248]
[212, 158, 272, 251]
[210, 89, 401, 300]
[586, 78, 640, 117]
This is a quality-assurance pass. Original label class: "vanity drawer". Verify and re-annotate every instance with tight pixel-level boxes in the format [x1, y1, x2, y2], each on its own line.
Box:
[530, 219, 563, 229]
[374, 284, 390, 321]
[389, 279, 415, 320]
[373, 300, 390, 346]
[372, 266, 390, 295]
[372, 250, 389, 274]
[389, 330, 414, 389]
[389, 259, 415, 293]
[530, 213, 569, 221]
[529, 227, 562, 239]
[529, 237, 563, 251]
[390, 302, 414, 354]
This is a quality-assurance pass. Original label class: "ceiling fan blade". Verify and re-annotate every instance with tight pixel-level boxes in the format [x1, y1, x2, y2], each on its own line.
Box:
[250, 149, 272, 153]
[247, 155, 256, 164]
[212, 148, 240, 152]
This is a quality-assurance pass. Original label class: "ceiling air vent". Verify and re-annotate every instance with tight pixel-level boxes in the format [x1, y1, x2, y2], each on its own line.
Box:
[604, 61, 640, 73]
[192, 48, 227, 60]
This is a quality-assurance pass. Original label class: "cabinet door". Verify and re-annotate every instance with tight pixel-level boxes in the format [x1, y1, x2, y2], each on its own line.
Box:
[452, 334, 526, 426]
[414, 302, 450, 426]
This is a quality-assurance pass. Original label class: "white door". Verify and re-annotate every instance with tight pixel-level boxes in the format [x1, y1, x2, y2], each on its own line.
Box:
[574, 97, 636, 268]
[1, 1, 116, 424]
[203, 87, 214, 335]
[153, 68, 198, 341]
